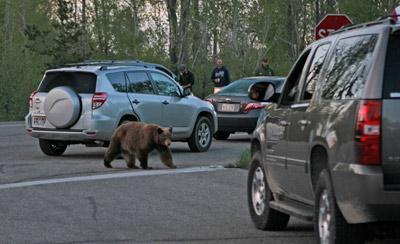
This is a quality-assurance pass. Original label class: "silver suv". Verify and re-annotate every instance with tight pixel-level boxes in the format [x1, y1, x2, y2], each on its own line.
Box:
[25, 60, 217, 155]
[247, 18, 400, 243]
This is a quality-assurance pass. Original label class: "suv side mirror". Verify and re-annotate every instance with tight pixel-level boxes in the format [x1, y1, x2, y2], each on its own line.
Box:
[248, 82, 278, 103]
[182, 88, 192, 97]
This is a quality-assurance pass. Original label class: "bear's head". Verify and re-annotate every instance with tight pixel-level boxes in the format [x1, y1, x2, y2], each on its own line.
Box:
[157, 126, 173, 147]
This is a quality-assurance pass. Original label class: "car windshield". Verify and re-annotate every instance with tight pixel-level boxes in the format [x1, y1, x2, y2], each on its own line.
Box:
[218, 79, 255, 94]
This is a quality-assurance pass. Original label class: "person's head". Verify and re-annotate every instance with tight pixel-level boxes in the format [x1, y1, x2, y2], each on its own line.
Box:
[262, 58, 269, 68]
[216, 59, 223, 68]
[178, 64, 187, 74]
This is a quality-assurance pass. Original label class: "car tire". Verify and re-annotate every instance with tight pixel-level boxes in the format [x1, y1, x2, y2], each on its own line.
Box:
[188, 116, 212, 152]
[213, 131, 230, 140]
[314, 170, 364, 244]
[248, 151, 290, 230]
[39, 139, 67, 156]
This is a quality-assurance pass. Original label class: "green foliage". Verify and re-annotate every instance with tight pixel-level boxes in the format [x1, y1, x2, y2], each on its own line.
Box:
[1, 0, 399, 120]
[226, 148, 251, 169]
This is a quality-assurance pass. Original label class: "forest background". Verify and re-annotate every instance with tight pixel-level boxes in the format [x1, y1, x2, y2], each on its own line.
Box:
[0, 0, 399, 121]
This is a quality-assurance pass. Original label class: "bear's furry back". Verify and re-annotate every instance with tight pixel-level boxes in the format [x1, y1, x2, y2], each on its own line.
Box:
[112, 122, 161, 152]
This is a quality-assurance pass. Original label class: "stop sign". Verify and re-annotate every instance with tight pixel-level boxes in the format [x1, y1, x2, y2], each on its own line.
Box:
[315, 14, 353, 40]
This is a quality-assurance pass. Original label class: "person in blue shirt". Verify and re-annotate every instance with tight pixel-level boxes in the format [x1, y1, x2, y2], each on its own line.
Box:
[211, 59, 230, 93]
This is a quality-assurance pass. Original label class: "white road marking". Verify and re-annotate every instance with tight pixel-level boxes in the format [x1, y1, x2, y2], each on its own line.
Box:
[0, 166, 227, 190]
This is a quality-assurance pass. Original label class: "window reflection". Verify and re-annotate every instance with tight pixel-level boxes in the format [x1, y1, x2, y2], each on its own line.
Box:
[322, 35, 378, 100]
[126, 72, 154, 94]
[150, 72, 180, 97]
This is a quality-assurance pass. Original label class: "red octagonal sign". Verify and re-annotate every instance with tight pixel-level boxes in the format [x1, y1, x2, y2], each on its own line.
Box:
[315, 14, 353, 40]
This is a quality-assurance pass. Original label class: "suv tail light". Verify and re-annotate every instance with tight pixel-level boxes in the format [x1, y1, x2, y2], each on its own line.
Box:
[245, 102, 268, 111]
[92, 93, 108, 110]
[355, 100, 381, 165]
[29, 91, 38, 108]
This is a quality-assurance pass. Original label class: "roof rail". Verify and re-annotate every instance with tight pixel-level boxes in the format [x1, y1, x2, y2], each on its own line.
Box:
[54, 60, 177, 79]
[330, 17, 397, 36]
[56, 60, 149, 69]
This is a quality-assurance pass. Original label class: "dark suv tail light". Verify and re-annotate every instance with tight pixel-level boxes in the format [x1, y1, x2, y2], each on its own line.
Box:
[92, 93, 108, 110]
[29, 91, 38, 108]
[355, 100, 381, 165]
[245, 102, 268, 111]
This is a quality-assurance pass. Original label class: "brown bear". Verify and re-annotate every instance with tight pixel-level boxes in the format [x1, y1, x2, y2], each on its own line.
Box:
[104, 121, 176, 169]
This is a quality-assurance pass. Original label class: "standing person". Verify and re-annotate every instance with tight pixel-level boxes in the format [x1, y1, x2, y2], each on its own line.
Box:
[211, 59, 230, 93]
[177, 64, 194, 92]
[255, 58, 275, 76]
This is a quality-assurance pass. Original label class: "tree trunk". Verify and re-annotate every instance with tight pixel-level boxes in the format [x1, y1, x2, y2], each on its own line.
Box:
[165, 0, 178, 66]
[82, 0, 87, 60]
[3, 0, 11, 65]
[178, 0, 191, 66]
[286, 1, 296, 61]
[315, 0, 320, 25]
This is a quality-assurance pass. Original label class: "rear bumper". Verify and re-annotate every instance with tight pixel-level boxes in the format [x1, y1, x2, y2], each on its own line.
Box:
[331, 163, 400, 224]
[217, 113, 258, 132]
[25, 113, 115, 142]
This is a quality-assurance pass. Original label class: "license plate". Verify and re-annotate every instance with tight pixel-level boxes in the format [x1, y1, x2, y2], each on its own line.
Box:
[33, 117, 46, 126]
[221, 103, 236, 112]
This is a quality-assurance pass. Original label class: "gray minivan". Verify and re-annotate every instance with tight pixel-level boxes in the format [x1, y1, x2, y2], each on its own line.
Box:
[26, 61, 217, 155]
[247, 18, 400, 243]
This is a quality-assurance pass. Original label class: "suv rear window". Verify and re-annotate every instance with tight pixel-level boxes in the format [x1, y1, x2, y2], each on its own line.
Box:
[38, 72, 97, 93]
[322, 35, 378, 100]
[383, 32, 400, 99]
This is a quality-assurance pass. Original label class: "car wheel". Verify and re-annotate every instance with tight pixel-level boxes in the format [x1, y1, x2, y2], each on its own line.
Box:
[188, 116, 212, 152]
[248, 151, 290, 230]
[213, 131, 230, 140]
[314, 170, 364, 244]
[39, 139, 67, 156]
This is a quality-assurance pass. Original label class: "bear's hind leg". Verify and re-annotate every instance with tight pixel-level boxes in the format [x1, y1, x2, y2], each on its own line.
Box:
[104, 141, 121, 168]
[138, 151, 152, 169]
[157, 146, 176, 169]
[123, 151, 138, 169]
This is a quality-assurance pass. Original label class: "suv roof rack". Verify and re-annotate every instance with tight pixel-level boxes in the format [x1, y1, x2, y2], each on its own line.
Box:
[330, 16, 398, 36]
[55, 60, 177, 78]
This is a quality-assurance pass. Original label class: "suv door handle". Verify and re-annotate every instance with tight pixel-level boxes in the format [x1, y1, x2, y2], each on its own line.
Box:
[132, 99, 140, 104]
[162, 101, 169, 105]
[279, 121, 289, 126]
[298, 120, 310, 126]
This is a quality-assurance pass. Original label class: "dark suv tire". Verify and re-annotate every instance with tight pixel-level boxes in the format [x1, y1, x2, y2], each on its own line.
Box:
[39, 139, 67, 156]
[247, 151, 290, 230]
[314, 170, 364, 244]
[188, 116, 212, 152]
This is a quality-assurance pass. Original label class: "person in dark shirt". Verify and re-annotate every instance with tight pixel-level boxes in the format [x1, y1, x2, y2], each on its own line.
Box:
[177, 64, 194, 92]
[211, 59, 230, 93]
[255, 58, 275, 76]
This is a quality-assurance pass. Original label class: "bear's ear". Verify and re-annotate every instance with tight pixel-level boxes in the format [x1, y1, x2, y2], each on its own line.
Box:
[168, 126, 172, 133]
[157, 128, 163, 134]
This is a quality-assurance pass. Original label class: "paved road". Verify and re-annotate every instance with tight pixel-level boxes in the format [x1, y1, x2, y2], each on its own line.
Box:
[0, 122, 315, 244]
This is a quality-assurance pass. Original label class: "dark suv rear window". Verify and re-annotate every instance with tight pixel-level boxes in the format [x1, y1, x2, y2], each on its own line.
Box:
[322, 35, 378, 100]
[383, 32, 400, 99]
[38, 72, 97, 93]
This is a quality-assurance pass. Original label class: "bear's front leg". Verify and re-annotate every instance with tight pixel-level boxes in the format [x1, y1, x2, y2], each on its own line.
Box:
[138, 151, 152, 169]
[157, 146, 176, 169]
[122, 152, 138, 169]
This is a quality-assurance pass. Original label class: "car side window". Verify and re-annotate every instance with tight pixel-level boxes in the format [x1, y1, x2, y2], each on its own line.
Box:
[322, 35, 378, 100]
[150, 72, 181, 97]
[126, 72, 155, 94]
[281, 50, 311, 105]
[301, 43, 331, 101]
[106, 72, 127, 92]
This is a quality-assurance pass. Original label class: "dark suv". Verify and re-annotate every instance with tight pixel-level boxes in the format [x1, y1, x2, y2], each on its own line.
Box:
[247, 18, 400, 243]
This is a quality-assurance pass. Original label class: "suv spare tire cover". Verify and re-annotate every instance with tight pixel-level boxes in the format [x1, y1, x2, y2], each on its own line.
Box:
[44, 86, 81, 128]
